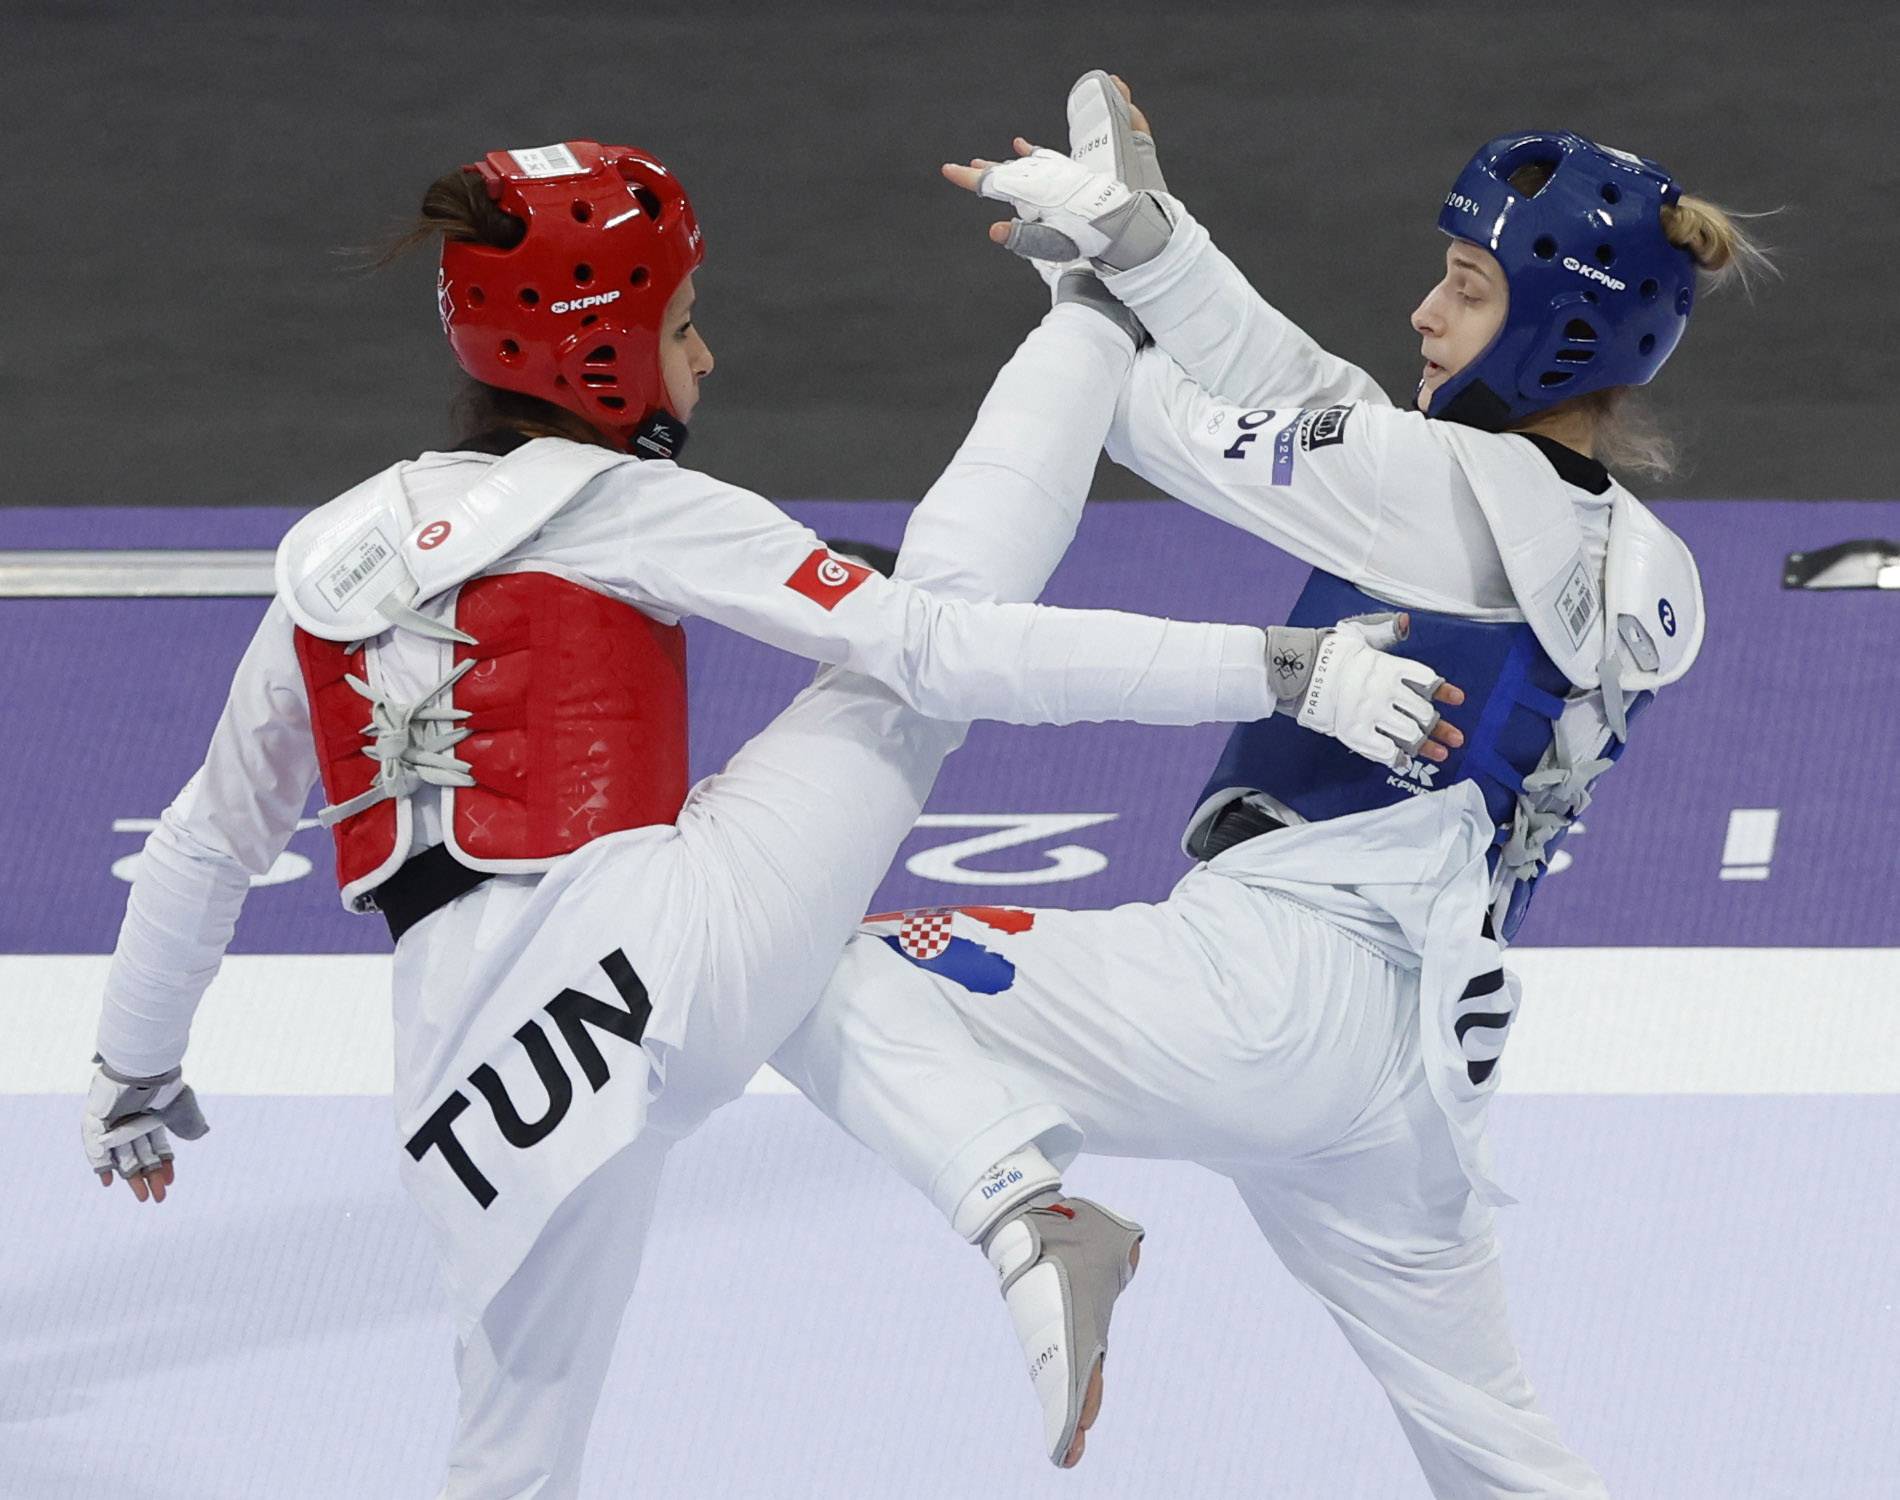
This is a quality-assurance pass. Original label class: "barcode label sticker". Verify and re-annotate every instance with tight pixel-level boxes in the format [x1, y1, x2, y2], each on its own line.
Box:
[507, 143, 584, 179]
[1555, 559, 1599, 651]
[317, 527, 397, 612]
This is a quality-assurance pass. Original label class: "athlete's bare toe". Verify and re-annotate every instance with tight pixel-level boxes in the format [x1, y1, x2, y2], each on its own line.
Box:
[1077, 1355, 1105, 1432]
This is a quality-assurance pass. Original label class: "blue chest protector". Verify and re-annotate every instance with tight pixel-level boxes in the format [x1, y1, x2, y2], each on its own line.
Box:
[1192, 571, 1646, 941]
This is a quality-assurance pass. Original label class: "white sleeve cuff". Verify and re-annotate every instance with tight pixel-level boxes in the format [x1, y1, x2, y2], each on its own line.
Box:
[1213, 624, 1274, 722]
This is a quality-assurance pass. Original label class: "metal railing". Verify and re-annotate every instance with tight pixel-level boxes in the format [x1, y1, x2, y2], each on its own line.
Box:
[0, 551, 277, 597]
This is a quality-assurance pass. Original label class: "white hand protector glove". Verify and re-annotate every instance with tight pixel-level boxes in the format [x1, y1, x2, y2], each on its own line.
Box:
[977, 149, 1175, 272]
[1066, 69, 1168, 194]
[1268, 614, 1447, 770]
[82, 1058, 209, 1189]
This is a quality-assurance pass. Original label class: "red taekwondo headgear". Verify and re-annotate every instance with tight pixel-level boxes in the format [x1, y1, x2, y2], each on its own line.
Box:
[438, 141, 704, 459]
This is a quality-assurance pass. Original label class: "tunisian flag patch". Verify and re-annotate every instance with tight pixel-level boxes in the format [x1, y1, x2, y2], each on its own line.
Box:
[784, 548, 873, 610]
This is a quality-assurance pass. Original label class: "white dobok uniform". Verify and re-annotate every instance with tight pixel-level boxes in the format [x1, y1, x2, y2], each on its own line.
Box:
[96, 304, 1278, 1499]
[776, 205, 1704, 1499]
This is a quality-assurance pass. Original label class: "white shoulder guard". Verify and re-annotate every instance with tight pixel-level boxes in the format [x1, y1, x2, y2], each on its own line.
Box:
[1599, 490, 1703, 735]
[275, 438, 625, 643]
[1433, 424, 1605, 688]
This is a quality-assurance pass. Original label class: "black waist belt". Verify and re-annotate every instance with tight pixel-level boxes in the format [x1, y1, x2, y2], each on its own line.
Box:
[376, 844, 494, 943]
[1200, 798, 1289, 860]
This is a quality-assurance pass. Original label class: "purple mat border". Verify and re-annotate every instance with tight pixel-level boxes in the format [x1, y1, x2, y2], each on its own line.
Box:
[3, 499, 1896, 954]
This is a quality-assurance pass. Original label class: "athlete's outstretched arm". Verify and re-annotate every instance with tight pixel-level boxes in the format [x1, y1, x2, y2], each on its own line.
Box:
[582, 464, 1277, 729]
[88, 600, 317, 1197]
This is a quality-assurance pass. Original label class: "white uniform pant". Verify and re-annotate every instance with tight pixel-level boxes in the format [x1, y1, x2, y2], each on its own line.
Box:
[417, 668, 966, 1500]
[402, 304, 1139, 1499]
[774, 866, 1609, 1499]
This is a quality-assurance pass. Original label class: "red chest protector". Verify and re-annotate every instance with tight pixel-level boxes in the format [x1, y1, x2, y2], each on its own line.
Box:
[295, 571, 688, 906]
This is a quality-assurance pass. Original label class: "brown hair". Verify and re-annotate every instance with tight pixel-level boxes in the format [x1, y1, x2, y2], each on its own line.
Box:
[382, 168, 607, 452]
[1502, 161, 1776, 478]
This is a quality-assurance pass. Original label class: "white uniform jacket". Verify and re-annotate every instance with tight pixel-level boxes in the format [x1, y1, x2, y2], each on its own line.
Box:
[1097, 202, 1703, 1202]
[97, 446, 1278, 1082]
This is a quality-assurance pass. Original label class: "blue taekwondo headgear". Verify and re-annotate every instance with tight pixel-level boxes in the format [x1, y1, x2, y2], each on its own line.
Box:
[1425, 131, 1698, 432]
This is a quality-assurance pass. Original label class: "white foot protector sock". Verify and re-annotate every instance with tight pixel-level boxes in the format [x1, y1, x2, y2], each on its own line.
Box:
[985, 1197, 1145, 1466]
[950, 1145, 1062, 1244]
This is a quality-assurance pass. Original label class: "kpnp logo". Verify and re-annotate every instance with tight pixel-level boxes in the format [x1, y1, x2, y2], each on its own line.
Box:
[1562, 257, 1627, 292]
[550, 290, 622, 315]
[1385, 757, 1440, 797]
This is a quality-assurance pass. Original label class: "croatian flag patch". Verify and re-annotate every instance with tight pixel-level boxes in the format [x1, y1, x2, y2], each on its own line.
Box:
[862, 905, 1037, 996]
[784, 548, 873, 611]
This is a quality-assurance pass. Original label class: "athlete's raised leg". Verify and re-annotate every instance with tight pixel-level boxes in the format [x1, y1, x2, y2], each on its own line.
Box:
[653, 301, 1140, 1126]
[636, 300, 1159, 1467]
[780, 874, 1409, 1213]
[1219, 1058, 1608, 1500]
[775, 869, 1422, 1466]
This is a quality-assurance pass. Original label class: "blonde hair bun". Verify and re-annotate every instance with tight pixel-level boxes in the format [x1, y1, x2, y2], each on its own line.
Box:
[1660, 194, 1777, 290]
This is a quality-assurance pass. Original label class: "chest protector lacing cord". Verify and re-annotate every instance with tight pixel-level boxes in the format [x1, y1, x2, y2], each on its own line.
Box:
[315, 656, 479, 827]
[1490, 644, 1639, 934]
[1492, 750, 1614, 933]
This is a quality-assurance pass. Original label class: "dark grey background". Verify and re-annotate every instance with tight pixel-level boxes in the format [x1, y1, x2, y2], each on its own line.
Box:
[5, 1, 1891, 507]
